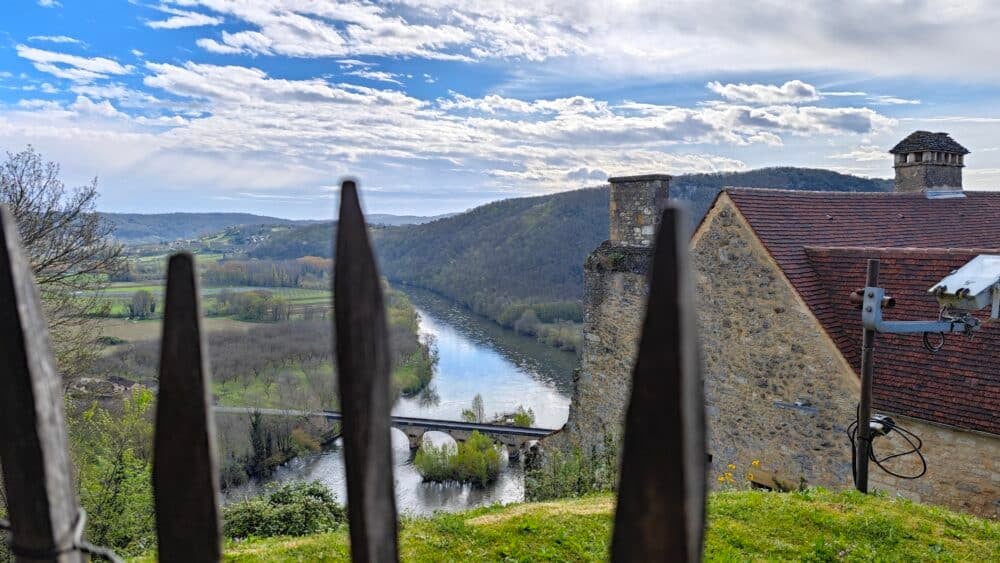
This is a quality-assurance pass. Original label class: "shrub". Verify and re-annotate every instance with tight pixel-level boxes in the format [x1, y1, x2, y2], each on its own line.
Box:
[223, 481, 345, 539]
[413, 431, 503, 487]
[525, 432, 619, 501]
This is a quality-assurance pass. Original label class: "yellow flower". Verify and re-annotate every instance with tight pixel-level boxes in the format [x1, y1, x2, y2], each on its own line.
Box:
[717, 475, 726, 483]
[727, 463, 736, 470]
[751, 459, 761, 467]
[746, 473, 754, 481]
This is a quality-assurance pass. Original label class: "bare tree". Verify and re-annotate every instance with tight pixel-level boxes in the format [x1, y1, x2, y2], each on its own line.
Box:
[0, 146, 123, 381]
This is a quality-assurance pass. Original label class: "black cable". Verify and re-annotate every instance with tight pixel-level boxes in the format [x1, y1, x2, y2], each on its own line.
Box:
[845, 410, 927, 483]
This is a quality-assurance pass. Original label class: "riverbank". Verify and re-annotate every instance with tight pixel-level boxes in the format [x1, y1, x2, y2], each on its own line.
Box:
[152, 489, 999, 561]
[228, 288, 577, 515]
[390, 281, 583, 353]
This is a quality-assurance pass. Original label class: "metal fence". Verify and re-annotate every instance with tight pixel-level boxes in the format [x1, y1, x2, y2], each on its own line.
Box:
[0, 180, 706, 562]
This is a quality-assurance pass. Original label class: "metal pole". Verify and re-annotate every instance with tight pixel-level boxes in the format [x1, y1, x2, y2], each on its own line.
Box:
[856, 258, 879, 493]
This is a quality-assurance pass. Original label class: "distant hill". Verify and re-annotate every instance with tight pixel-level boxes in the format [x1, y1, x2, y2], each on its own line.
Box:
[103, 212, 300, 244]
[249, 167, 893, 327]
[103, 212, 447, 244]
[374, 167, 891, 325]
[367, 213, 457, 226]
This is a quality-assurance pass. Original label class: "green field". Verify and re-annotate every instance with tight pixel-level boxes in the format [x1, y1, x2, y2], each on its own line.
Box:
[134, 489, 998, 562]
[89, 282, 331, 317]
[97, 317, 260, 343]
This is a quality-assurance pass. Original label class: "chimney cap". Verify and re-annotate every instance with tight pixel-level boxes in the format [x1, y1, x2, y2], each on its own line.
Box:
[890, 131, 969, 155]
[608, 173, 672, 183]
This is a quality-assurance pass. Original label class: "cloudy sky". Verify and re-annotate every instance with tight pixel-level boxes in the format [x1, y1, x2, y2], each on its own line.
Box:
[2, 0, 999, 218]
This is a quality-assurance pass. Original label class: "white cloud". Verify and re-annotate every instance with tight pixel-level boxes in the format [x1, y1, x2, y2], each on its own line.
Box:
[706, 80, 820, 104]
[69, 96, 125, 118]
[28, 35, 82, 44]
[37, 0, 61, 7]
[131, 49, 145, 57]
[868, 95, 920, 105]
[345, 70, 403, 85]
[828, 145, 888, 162]
[147, 6, 224, 30]
[15, 45, 133, 83]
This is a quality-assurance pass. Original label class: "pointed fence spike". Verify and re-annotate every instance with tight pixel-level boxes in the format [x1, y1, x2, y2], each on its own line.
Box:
[0, 205, 84, 563]
[611, 205, 706, 563]
[153, 252, 221, 562]
[334, 179, 400, 563]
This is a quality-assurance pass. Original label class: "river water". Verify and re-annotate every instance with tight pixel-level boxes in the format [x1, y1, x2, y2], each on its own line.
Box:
[235, 288, 578, 515]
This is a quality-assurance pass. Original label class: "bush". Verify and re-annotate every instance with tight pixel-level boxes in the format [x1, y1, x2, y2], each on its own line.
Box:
[525, 432, 619, 501]
[413, 431, 503, 486]
[223, 481, 345, 539]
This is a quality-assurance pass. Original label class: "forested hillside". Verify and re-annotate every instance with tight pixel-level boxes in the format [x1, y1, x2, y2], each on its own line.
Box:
[103, 212, 300, 243]
[104, 212, 443, 243]
[248, 167, 892, 349]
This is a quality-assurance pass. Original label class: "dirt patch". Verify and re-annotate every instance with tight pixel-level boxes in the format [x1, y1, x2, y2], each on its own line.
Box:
[466, 497, 614, 526]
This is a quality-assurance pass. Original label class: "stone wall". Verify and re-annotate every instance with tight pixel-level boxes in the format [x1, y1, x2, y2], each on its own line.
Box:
[691, 195, 860, 488]
[549, 243, 651, 453]
[869, 415, 999, 518]
[894, 163, 962, 192]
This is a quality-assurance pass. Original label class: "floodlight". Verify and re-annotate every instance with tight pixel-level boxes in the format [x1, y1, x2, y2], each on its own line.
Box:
[929, 254, 1000, 319]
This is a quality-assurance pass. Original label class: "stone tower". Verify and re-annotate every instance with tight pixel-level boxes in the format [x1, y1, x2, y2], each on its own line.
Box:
[551, 174, 671, 453]
[890, 131, 968, 192]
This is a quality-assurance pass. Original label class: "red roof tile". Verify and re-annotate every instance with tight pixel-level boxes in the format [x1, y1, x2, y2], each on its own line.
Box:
[724, 189, 1000, 434]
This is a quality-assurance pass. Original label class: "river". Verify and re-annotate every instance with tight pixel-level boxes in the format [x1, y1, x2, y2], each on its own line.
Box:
[234, 288, 579, 515]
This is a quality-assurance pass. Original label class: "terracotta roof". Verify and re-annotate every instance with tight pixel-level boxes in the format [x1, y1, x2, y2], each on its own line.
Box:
[806, 248, 999, 435]
[890, 131, 969, 155]
[724, 188, 1000, 434]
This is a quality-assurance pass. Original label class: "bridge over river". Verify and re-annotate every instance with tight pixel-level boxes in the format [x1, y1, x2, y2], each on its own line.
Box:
[215, 406, 558, 452]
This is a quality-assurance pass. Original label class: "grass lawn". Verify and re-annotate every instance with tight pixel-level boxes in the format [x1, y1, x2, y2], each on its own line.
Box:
[176, 489, 998, 562]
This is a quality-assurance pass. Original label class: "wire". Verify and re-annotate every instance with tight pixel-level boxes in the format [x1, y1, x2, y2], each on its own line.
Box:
[845, 410, 927, 483]
[922, 331, 944, 353]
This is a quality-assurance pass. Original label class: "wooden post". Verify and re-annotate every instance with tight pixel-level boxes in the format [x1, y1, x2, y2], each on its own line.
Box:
[855, 258, 879, 493]
[153, 252, 221, 561]
[334, 180, 399, 563]
[0, 205, 84, 562]
[611, 206, 706, 563]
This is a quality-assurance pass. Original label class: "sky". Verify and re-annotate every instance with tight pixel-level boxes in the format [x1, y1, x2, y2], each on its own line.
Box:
[1, 1, 999, 218]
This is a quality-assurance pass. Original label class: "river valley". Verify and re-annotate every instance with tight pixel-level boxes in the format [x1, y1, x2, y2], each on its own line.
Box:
[231, 288, 579, 514]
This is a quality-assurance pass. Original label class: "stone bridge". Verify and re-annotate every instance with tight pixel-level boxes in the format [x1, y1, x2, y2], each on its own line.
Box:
[215, 406, 556, 454]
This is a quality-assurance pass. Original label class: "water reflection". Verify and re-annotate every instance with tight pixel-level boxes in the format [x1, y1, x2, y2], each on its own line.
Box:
[230, 288, 578, 514]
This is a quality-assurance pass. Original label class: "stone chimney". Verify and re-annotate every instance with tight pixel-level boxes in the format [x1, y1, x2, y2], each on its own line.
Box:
[607, 174, 671, 246]
[890, 131, 969, 193]
[548, 172, 671, 455]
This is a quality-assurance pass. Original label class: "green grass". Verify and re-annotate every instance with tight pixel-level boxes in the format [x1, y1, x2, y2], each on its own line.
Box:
[150, 490, 998, 562]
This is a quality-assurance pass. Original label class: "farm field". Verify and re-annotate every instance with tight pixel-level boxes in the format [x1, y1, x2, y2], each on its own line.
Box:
[97, 317, 260, 343]
[90, 282, 331, 317]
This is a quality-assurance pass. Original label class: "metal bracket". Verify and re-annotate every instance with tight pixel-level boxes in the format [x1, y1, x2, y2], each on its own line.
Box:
[861, 286, 980, 335]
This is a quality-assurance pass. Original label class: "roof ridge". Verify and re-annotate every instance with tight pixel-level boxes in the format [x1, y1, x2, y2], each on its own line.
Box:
[804, 246, 1000, 254]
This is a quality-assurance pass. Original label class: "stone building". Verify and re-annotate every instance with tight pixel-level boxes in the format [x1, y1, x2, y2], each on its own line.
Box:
[555, 132, 999, 517]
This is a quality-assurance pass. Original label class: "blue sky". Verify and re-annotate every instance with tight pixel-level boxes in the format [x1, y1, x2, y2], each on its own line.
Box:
[1, 0, 999, 218]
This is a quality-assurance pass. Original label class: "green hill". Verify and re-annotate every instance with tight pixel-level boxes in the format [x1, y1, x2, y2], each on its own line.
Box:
[183, 489, 999, 562]
[103, 212, 301, 243]
[247, 168, 891, 341]
[372, 168, 890, 326]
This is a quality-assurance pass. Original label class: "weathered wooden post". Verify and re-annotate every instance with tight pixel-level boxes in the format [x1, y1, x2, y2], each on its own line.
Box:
[153, 252, 222, 561]
[611, 206, 706, 562]
[334, 180, 400, 563]
[0, 205, 85, 563]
